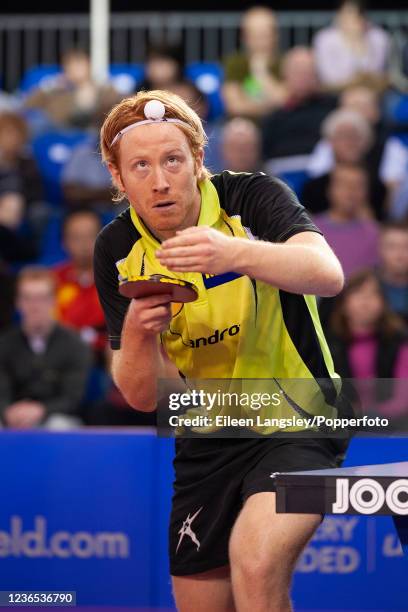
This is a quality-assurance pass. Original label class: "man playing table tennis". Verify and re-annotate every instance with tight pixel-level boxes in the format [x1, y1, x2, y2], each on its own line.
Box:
[94, 90, 349, 612]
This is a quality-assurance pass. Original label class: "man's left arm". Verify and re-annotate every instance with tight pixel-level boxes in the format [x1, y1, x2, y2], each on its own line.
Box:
[231, 230, 344, 296]
[157, 227, 344, 298]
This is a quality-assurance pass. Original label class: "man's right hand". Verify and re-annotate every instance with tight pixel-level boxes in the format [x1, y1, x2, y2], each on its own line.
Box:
[127, 293, 173, 335]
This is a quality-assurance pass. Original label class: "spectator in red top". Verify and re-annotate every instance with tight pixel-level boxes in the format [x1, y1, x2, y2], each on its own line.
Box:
[54, 208, 106, 361]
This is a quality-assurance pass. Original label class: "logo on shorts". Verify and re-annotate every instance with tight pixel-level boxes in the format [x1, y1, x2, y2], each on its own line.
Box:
[176, 507, 203, 553]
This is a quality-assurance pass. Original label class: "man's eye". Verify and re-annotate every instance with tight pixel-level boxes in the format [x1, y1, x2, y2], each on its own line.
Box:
[135, 160, 147, 169]
[168, 157, 180, 165]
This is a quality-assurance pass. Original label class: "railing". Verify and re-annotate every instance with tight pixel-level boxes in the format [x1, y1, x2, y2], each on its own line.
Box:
[0, 11, 407, 91]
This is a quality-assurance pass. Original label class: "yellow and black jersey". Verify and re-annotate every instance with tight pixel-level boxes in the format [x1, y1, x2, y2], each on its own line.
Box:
[94, 171, 346, 432]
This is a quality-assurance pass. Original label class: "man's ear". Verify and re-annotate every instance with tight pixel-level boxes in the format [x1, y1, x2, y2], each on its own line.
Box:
[195, 148, 205, 180]
[108, 162, 125, 193]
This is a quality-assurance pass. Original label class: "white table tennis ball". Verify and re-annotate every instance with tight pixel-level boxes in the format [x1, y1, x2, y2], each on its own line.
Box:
[144, 99, 166, 120]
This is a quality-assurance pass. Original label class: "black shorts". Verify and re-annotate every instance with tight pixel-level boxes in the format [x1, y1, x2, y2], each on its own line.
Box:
[169, 434, 349, 576]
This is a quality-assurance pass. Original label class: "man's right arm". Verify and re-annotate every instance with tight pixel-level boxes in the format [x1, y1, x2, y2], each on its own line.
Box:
[94, 227, 183, 412]
[110, 294, 175, 412]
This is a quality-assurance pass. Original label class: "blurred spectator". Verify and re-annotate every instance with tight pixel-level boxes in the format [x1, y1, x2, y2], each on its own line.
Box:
[262, 47, 336, 175]
[0, 263, 15, 332]
[222, 6, 285, 119]
[340, 85, 408, 195]
[313, 163, 379, 279]
[61, 104, 115, 213]
[304, 108, 386, 218]
[389, 31, 408, 93]
[313, 0, 390, 90]
[220, 118, 262, 173]
[25, 48, 120, 130]
[0, 266, 91, 429]
[0, 90, 19, 113]
[0, 177, 34, 332]
[0, 111, 49, 241]
[138, 43, 184, 91]
[54, 209, 106, 363]
[166, 79, 209, 122]
[0, 190, 37, 264]
[166, 79, 223, 171]
[391, 173, 408, 219]
[341, 82, 385, 124]
[0, 112, 43, 204]
[62, 137, 113, 212]
[377, 221, 408, 323]
[85, 347, 156, 427]
[328, 269, 408, 421]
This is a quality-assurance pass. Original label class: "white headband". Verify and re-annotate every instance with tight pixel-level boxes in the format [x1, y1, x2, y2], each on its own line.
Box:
[110, 99, 191, 147]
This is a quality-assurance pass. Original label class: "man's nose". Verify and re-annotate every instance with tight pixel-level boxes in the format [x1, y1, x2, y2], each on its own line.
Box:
[152, 165, 170, 192]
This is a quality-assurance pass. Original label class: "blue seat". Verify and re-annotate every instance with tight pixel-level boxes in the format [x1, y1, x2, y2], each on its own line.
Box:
[31, 129, 89, 205]
[185, 62, 225, 121]
[394, 95, 408, 124]
[109, 63, 145, 95]
[278, 170, 309, 197]
[38, 211, 67, 266]
[19, 64, 61, 94]
[393, 132, 408, 148]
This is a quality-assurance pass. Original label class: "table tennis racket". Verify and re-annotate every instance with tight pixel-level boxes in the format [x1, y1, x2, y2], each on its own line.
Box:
[118, 274, 198, 303]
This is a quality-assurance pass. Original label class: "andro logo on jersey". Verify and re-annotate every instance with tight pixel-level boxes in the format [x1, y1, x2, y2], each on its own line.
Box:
[332, 478, 408, 515]
[188, 325, 240, 348]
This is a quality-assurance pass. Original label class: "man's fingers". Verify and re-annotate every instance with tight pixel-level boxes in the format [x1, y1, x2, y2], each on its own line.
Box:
[157, 245, 204, 259]
[164, 259, 201, 270]
[147, 304, 172, 319]
[160, 229, 209, 249]
[137, 293, 173, 306]
[175, 225, 209, 234]
[141, 304, 172, 325]
[143, 309, 172, 332]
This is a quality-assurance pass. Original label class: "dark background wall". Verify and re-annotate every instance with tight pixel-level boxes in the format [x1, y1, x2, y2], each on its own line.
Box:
[0, 1, 404, 12]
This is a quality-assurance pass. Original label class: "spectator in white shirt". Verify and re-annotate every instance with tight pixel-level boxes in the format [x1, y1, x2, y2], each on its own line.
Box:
[313, 0, 390, 90]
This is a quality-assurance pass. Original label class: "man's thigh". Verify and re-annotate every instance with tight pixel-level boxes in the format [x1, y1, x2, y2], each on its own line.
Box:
[172, 565, 235, 612]
[229, 491, 323, 577]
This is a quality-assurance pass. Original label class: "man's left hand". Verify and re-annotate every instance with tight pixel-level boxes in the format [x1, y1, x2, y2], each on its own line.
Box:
[156, 226, 237, 274]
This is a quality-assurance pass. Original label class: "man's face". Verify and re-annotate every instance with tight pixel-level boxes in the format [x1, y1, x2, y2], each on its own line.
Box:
[17, 279, 55, 330]
[64, 214, 101, 268]
[380, 229, 408, 277]
[109, 123, 203, 240]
